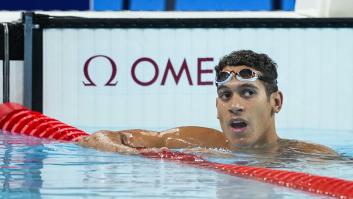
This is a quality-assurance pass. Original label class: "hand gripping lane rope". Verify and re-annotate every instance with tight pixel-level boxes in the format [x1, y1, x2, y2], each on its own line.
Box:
[0, 102, 352, 198]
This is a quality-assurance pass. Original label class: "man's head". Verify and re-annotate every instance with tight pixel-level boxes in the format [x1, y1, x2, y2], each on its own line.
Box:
[215, 50, 283, 149]
[215, 50, 278, 97]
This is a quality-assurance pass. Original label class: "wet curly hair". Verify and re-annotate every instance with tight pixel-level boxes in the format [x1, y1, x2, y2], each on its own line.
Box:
[215, 50, 278, 96]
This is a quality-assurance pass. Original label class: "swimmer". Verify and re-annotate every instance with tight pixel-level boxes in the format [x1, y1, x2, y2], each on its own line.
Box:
[79, 50, 337, 156]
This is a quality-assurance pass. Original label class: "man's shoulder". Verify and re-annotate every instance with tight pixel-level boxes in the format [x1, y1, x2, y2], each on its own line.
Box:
[278, 138, 338, 156]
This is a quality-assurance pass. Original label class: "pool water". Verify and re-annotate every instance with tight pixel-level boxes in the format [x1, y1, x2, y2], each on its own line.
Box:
[1, 129, 352, 199]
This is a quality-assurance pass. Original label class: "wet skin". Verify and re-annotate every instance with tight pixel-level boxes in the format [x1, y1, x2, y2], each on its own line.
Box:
[78, 65, 338, 156]
[216, 65, 281, 150]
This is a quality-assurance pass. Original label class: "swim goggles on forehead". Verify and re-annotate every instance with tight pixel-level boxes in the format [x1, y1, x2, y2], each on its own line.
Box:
[215, 68, 275, 86]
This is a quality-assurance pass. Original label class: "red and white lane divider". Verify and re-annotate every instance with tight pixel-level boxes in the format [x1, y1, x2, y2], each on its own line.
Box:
[0, 102, 352, 199]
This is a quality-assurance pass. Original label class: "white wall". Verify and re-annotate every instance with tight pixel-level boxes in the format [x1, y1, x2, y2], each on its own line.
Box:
[42, 28, 353, 132]
[0, 60, 24, 104]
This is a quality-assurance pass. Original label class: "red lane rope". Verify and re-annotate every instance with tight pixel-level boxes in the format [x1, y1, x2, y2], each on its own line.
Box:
[0, 102, 352, 199]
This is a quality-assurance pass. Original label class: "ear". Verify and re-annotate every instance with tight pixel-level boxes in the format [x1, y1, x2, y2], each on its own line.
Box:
[271, 91, 283, 113]
[216, 97, 220, 119]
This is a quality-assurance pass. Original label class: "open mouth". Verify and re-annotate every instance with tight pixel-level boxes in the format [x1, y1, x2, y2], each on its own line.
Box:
[229, 119, 248, 133]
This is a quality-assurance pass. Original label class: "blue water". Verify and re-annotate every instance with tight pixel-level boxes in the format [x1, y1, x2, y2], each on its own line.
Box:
[1, 129, 352, 199]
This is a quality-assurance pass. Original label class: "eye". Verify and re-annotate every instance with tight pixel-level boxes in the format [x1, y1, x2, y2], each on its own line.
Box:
[241, 88, 257, 97]
[218, 90, 232, 101]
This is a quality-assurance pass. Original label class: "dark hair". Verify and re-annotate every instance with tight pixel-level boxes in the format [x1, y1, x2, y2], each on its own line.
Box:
[215, 50, 278, 96]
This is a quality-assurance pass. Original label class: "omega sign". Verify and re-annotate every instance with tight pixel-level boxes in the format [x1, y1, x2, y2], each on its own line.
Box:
[83, 55, 215, 86]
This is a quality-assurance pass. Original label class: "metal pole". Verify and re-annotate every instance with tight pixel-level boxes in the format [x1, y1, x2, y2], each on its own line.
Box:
[23, 13, 33, 109]
[2, 22, 10, 103]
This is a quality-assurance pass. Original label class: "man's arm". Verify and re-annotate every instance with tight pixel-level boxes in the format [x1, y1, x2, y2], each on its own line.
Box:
[78, 126, 230, 152]
[78, 130, 140, 154]
[123, 126, 229, 149]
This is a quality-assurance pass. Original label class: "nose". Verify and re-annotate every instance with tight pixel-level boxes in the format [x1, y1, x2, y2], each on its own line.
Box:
[229, 104, 244, 115]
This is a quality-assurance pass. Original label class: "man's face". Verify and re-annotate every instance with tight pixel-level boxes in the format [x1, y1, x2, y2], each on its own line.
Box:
[216, 65, 279, 149]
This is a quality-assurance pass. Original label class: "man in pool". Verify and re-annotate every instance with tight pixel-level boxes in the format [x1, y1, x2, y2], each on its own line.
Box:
[79, 50, 337, 156]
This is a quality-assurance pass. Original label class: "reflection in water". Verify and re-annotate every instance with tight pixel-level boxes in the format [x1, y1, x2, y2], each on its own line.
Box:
[0, 132, 47, 199]
[80, 150, 220, 198]
[0, 130, 353, 198]
[215, 173, 322, 199]
[216, 174, 278, 199]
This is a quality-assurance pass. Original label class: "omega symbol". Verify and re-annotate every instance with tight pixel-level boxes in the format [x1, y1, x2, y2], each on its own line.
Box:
[83, 55, 118, 86]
